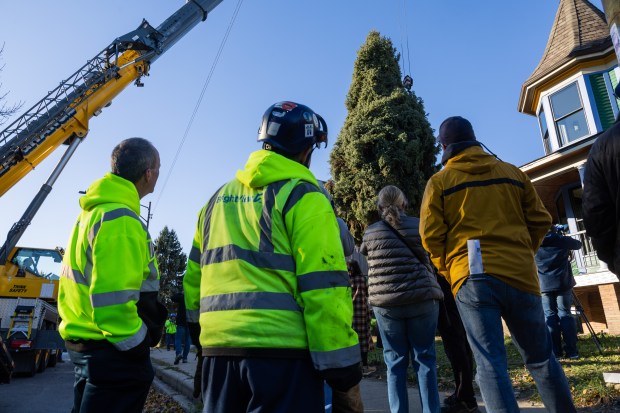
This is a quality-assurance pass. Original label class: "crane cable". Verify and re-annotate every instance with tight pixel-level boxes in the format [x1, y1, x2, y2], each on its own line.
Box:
[154, 0, 244, 210]
[403, 0, 412, 76]
[398, 0, 413, 90]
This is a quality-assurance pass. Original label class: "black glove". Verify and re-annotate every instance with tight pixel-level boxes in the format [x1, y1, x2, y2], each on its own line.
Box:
[193, 354, 204, 399]
[122, 337, 150, 360]
[322, 363, 362, 392]
[188, 322, 201, 348]
[136, 291, 168, 347]
[188, 322, 203, 399]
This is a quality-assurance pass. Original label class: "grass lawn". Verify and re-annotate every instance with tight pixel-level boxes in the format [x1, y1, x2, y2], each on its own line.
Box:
[368, 333, 620, 409]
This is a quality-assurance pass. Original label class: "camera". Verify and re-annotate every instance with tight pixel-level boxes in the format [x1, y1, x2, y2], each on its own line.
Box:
[552, 224, 569, 234]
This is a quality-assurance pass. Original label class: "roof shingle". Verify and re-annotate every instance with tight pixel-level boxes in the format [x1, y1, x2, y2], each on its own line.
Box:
[518, 0, 612, 114]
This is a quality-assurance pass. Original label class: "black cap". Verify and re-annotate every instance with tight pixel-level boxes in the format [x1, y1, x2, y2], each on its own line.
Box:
[437, 116, 476, 146]
[615, 83, 620, 100]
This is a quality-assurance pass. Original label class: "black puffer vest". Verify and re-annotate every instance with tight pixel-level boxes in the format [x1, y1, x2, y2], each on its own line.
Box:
[360, 215, 443, 307]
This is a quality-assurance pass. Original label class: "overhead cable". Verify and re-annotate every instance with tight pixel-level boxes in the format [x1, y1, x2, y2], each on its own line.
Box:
[154, 0, 245, 210]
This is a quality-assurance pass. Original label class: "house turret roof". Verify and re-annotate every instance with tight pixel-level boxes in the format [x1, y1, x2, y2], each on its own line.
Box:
[518, 0, 612, 115]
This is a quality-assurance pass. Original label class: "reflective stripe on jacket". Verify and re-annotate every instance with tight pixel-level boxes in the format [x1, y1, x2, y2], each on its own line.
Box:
[59, 173, 159, 352]
[420, 145, 551, 296]
[184, 150, 360, 371]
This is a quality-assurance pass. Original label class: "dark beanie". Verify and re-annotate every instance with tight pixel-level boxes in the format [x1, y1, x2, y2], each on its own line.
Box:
[437, 116, 476, 146]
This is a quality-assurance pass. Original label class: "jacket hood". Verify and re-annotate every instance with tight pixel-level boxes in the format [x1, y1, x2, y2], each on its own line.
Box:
[235, 150, 319, 188]
[443, 144, 498, 175]
[441, 141, 481, 165]
[79, 172, 141, 214]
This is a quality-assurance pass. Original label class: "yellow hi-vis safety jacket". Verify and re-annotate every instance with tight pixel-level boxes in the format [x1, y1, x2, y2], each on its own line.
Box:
[184, 150, 360, 372]
[58, 173, 160, 352]
[165, 319, 177, 335]
[420, 145, 551, 297]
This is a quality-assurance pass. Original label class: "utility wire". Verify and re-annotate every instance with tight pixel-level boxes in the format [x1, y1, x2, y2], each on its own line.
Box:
[154, 0, 244, 210]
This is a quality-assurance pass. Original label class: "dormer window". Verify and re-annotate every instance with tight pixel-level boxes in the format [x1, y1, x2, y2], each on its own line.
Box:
[549, 82, 589, 147]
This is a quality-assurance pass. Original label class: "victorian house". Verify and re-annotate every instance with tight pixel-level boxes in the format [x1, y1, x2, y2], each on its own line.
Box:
[518, 0, 620, 333]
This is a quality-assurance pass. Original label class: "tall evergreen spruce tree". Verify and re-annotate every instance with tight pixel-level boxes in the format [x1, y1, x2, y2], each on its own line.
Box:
[154, 226, 187, 310]
[329, 31, 439, 241]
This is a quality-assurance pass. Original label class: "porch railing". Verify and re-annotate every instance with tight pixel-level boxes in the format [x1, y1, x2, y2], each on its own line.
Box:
[568, 230, 603, 275]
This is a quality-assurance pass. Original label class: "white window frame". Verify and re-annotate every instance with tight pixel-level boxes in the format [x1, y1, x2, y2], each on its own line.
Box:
[538, 74, 596, 152]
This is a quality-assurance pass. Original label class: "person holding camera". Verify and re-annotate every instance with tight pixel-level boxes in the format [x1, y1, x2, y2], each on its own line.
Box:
[535, 225, 582, 359]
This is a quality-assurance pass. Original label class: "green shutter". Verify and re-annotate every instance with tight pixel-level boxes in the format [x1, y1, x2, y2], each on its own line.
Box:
[590, 73, 615, 130]
[609, 68, 620, 108]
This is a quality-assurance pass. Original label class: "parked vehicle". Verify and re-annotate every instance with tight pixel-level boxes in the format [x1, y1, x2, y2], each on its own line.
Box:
[0, 0, 223, 377]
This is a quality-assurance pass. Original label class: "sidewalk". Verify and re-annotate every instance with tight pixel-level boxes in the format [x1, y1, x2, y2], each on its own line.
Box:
[149, 347, 547, 412]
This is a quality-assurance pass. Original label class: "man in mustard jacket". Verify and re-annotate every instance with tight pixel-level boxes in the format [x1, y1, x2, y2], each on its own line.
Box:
[59, 138, 166, 413]
[420, 117, 575, 413]
[184, 102, 361, 412]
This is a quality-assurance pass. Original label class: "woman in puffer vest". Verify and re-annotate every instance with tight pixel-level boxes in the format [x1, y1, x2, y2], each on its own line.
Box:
[361, 185, 443, 413]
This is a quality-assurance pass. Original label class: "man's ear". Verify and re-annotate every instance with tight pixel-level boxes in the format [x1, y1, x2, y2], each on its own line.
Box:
[144, 168, 154, 184]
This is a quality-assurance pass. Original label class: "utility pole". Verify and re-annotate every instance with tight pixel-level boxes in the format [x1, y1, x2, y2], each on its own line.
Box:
[141, 201, 152, 231]
[601, 0, 620, 64]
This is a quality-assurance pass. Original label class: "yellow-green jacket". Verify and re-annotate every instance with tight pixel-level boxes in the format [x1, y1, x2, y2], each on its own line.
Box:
[59, 173, 159, 352]
[184, 150, 360, 372]
[165, 319, 177, 335]
[420, 145, 551, 296]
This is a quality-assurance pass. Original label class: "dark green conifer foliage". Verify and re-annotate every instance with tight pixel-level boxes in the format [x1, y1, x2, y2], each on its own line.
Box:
[154, 226, 187, 310]
[330, 31, 439, 242]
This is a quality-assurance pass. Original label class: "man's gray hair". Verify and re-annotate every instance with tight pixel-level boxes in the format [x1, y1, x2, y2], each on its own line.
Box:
[111, 137, 158, 183]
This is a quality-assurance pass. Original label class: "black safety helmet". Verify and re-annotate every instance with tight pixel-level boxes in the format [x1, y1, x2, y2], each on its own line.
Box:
[257, 101, 328, 155]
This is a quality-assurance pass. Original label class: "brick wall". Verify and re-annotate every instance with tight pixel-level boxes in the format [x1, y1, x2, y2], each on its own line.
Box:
[598, 283, 620, 334]
[574, 286, 608, 333]
[497, 284, 618, 336]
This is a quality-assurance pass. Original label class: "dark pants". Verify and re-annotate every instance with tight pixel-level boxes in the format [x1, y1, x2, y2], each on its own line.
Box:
[68, 346, 154, 413]
[166, 333, 175, 350]
[436, 276, 476, 404]
[202, 356, 324, 413]
[542, 290, 579, 358]
[175, 325, 191, 360]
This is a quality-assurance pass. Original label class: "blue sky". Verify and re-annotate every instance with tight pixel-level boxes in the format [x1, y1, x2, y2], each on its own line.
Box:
[0, 0, 606, 254]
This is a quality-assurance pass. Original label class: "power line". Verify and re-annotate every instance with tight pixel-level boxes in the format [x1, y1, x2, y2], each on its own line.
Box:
[154, 0, 245, 210]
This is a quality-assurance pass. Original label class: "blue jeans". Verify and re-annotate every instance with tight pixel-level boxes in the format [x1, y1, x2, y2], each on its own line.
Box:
[542, 290, 578, 358]
[175, 325, 191, 360]
[324, 381, 332, 413]
[373, 300, 440, 413]
[455, 273, 575, 413]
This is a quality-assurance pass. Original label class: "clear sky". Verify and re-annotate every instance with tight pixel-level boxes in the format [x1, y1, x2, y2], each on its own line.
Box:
[0, 0, 606, 254]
